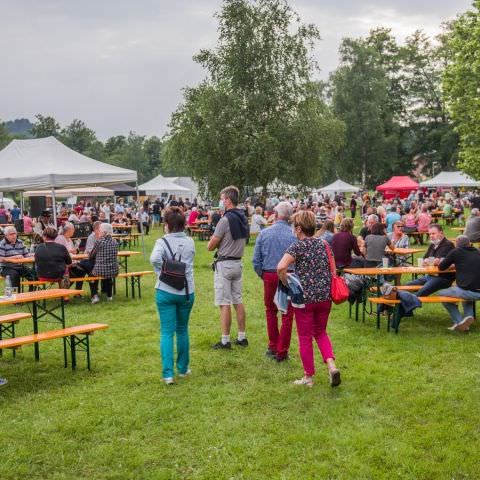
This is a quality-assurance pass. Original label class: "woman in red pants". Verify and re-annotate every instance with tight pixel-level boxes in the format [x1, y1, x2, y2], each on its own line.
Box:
[277, 210, 341, 388]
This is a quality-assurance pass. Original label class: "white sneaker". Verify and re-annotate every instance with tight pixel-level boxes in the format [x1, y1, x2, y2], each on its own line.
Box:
[178, 369, 192, 378]
[162, 377, 175, 385]
[457, 316, 474, 332]
[293, 376, 313, 387]
[91, 295, 100, 305]
[107, 297, 113, 301]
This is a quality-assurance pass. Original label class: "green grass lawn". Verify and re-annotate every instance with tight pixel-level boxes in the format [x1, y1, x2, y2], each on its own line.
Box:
[1, 223, 479, 479]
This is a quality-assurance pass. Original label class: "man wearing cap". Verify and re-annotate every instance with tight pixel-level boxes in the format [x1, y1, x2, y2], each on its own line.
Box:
[0, 226, 34, 289]
[253, 202, 296, 361]
[33, 210, 55, 242]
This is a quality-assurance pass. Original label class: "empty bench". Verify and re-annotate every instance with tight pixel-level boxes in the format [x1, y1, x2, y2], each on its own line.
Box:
[0, 313, 32, 357]
[0, 323, 109, 370]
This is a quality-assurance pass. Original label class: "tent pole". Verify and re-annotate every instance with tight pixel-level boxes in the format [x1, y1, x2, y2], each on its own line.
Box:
[20, 193, 24, 218]
[51, 189, 57, 227]
[136, 181, 146, 260]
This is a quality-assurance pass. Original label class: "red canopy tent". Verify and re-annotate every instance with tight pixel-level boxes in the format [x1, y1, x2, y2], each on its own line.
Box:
[376, 176, 419, 199]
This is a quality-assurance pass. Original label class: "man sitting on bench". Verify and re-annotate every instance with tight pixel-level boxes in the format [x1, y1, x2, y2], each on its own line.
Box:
[406, 224, 454, 296]
[437, 235, 480, 332]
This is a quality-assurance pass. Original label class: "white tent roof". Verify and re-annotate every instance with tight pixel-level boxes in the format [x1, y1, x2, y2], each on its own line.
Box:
[139, 174, 191, 196]
[319, 179, 359, 193]
[167, 177, 198, 199]
[420, 171, 480, 188]
[0, 137, 137, 190]
[23, 186, 115, 197]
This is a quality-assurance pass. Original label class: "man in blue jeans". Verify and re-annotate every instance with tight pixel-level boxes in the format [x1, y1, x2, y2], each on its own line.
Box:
[437, 235, 480, 331]
[406, 224, 454, 296]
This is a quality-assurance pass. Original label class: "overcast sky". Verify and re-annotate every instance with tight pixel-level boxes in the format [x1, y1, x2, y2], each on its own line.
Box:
[1, 0, 471, 140]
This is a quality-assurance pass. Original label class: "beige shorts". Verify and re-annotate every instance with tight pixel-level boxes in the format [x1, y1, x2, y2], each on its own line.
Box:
[214, 260, 243, 306]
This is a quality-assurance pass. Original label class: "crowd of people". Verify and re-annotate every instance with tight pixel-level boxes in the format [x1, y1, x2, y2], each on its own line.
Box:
[2, 186, 480, 388]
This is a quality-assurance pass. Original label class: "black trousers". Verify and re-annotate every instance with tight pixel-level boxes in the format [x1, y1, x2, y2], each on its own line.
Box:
[70, 259, 94, 290]
[1, 265, 35, 290]
[89, 278, 113, 298]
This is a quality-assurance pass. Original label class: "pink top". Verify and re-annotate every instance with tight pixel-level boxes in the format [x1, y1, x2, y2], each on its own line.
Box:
[55, 235, 74, 252]
[187, 210, 199, 226]
[23, 216, 33, 233]
[417, 212, 431, 232]
[405, 213, 417, 228]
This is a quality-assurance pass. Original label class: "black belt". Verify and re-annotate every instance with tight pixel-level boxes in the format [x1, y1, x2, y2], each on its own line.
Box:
[216, 256, 242, 262]
[262, 269, 277, 273]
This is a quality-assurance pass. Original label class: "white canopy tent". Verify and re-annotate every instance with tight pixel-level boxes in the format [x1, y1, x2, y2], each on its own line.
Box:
[319, 179, 359, 195]
[420, 171, 480, 188]
[23, 186, 115, 197]
[0, 137, 145, 256]
[167, 177, 199, 200]
[139, 174, 191, 197]
[0, 137, 137, 190]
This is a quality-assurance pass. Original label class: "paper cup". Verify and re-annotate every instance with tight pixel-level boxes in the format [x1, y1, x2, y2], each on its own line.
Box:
[382, 257, 389, 268]
[417, 258, 423, 268]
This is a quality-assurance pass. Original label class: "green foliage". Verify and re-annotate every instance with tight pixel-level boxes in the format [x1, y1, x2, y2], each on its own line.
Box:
[60, 119, 99, 157]
[330, 35, 401, 187]
[165, 0, 344, 197]
[31, 114, 61, 138]
[0, 119, 12, 150]
[443, 1, 480, 178]
[330, 26, 459, 187]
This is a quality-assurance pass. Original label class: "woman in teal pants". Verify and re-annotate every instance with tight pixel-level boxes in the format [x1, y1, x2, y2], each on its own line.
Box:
[150, 207, 195, 384]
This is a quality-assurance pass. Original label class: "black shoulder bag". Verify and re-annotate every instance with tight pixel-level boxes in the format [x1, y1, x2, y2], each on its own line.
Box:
[160, 238, 189, 295]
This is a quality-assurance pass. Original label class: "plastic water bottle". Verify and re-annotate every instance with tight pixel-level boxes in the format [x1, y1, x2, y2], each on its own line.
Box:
[5, 275, 12, 298]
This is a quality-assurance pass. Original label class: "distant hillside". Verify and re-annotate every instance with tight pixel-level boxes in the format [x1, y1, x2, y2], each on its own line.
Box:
[5, 118, 34, 136]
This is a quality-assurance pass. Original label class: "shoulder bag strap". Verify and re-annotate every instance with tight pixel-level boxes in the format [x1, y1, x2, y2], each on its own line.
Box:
[322, 240, 336, 276]
[161, 237, 176, 260]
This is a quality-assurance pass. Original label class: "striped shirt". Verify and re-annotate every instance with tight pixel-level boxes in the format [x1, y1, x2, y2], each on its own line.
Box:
[0, 238, 28, 267]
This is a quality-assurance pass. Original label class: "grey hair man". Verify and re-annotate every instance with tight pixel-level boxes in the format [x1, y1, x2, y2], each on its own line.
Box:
[0, 226, 33, 289]
[437, 235, 480, 331]
[253, 201, 297, 361]
[464, 208, 480, 243]
[359, 214, 379, 240]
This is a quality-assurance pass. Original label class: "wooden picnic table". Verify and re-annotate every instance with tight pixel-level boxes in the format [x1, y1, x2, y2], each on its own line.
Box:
[451, 227, 465, 232]
[111, 224, 134, 229]
[0, 288, 84, 362]
[2, 251, 140, 272]
[386, 247, 425, 265]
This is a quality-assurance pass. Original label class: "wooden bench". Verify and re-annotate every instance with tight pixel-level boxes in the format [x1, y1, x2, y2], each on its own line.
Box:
[0, 313, 32, 357]
[369, 296, 466, 333]
[188, 228, 210, 241]
[117, 271, 154, 298]
[70, 272, 153, 299]
[20, 280, 49, 291]
[0, 323, 108, 370]
[369, 285, 422, 293]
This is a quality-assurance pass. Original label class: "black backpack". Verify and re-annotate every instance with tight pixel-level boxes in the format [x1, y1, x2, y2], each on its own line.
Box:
[160, 238, 188, 295]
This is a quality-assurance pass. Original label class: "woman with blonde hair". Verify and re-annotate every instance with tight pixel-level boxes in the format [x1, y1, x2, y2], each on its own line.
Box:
[277, 210, 341, 388]
[250, 206, 268, 234]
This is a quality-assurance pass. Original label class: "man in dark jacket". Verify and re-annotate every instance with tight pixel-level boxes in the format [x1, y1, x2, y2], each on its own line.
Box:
[406, 224, 454, 296]
[438, 235, 480, 331]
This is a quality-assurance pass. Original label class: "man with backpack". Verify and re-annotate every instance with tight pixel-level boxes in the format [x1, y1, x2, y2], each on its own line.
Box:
[208, 185, 249, 349]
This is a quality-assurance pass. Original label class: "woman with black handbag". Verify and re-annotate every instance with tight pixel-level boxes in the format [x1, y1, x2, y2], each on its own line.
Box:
[150, 207, 195, 385]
